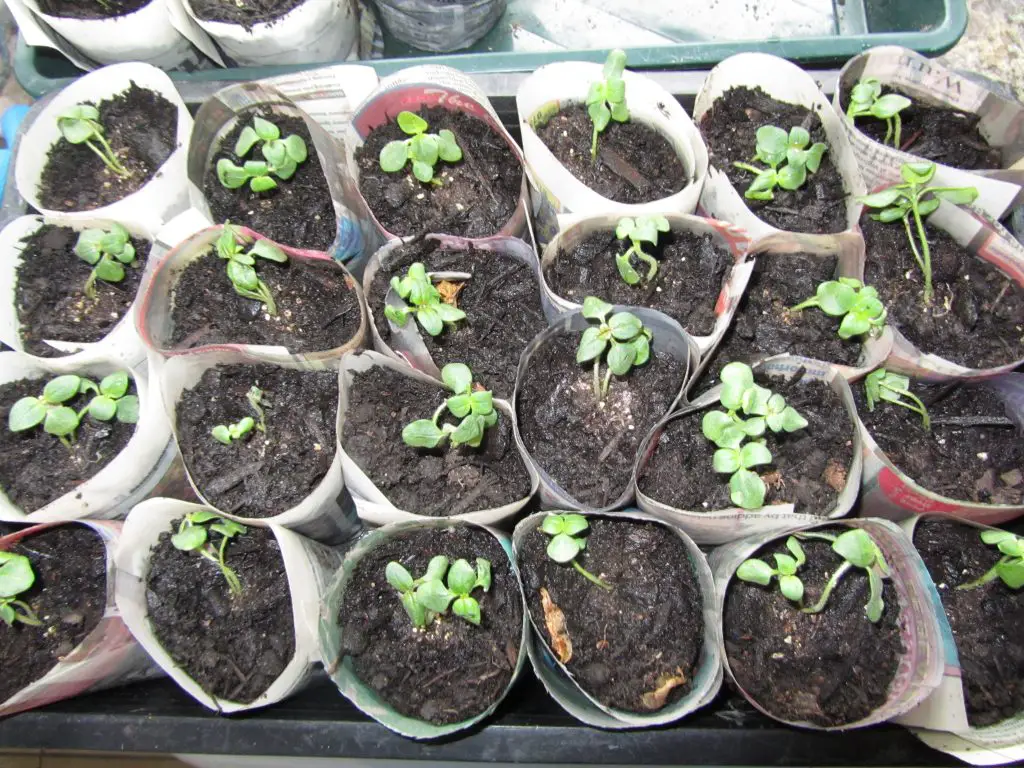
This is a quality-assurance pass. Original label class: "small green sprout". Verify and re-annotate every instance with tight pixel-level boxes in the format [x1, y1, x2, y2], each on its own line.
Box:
[864, 368, 930, 430]
[733, 125, 828, 201]
[170, 510, 247, 597]
[614, 215, 670, 285]
[796, 528, 891, 622]
[540, 513, 611, 590]
[215, 223, 288, 316]
[586, 49, 629, 160]
[576, 296, 651, 402]
[790, 277, 887, 340]
[846, 77, 912, 149]
[383, 262, 466, 336]
[246, 386, 267, 433]
[73, 223, 138, 299]
[57, 104, 130, 178]
[736, 536, 807, 602]
[379, 111, 462, 185]
[385, 555, 491, 628]
[958, 530, 1024, 591]
[217, 116, 308, 193]
[0, 552, 42, 627]
[859, 162, 979, 304]
[402, 363, 497, 450]
[211, 417, 254, 446]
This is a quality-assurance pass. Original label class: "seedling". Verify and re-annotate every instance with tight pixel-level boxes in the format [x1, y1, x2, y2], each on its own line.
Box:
[170, 510, 247, 597]
[0, 552, 42, 627]
[790, 278, 887, 340]
[576, 296, 651, 402]
[379, 111, 462, 185]
[846, 77, 912, 149]
[736, 536, 807, 602]
[958, 530, 1024, 590]
[540, 513, 611, 590]
[74, 223, 137, 299]
[57, 104, 130, 178]
[586, 49, 629, 160]
[211, 417, 254, 446]
[614, 215, 670, 285]
[402, 363, 497, 450]
[385, 555, 491, 628]
[217, 115, 308, 193]
[859, 162, 979, 304]
[384, 262, 466, 336]
[796, 528, 891, 622]
[247, 386, 267, 433]
[216, 223, 288, 316]
[702, 362, 808, 510]
[733, 125, 828, 201]
[864, 368, 930, 430]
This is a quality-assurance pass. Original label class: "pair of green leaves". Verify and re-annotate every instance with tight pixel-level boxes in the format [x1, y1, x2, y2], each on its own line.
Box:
[846, 77, 912, 148]
[734, 124, 828, 202]
[74, 223, 137, 299]
[790, 277, 887, 340]
[585, 49, 629, 159]
[386, 555, 491, 628]
[211, 385, 267, 446]
[57, 103, 130, 178]
[217, 116, 309, 193]
[170, 510, 247, 597]
[958, 530, 1024, 591]
[539, 513, 611, 590]
[0, 551, 42, 627]
[379, 111, 463, 185]
[864, 368, 931, 430]
[384, 262, 466, 337]
[614, 215, 670, 285]
[737, 536, 807, 602]
[216, 224, 288, 316]
[402, 363, 497, 450]
[576, 296, 652, 401]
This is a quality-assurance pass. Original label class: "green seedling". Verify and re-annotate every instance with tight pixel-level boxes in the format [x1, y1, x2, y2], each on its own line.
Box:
[379, 111, 462, 185]
[74, 223, 137, 300]
[217, 115, 308, 193]
[846, 77, 912, 149]
[0, 552, 42, 627]
[734, 125, 828, 201]
[402, 363, 497, 450]
[796, 528, 891, 622]
[170, 510, 247, 597]
[614, 215, 670, 285]
[736, 536, 807, 602]
[859, 162, 979, 304]
[576, 296, 651, 402]
[211, 417, 255, 446]
[540, 513, 611, 590]
[958, 530, 1024, 590]
[57, 103, 130, 178]
[246, 386, 267, 433]
[216, 223, 288, 316]
[586, 49, 629, 160]
[384, 262, 466, 336]
[790, 277, 887, 340]
[864, 368, 930, 430]
[385, 555, 491, 628]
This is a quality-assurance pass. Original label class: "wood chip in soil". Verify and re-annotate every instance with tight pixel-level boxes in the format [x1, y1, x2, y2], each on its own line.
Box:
[188, 0, 304, 28]
[36, 0, 148, 20]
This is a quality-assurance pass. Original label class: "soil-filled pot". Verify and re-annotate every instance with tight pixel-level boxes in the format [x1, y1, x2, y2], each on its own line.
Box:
[15, 62, 191, 236]
[0, 352, 177, 522]
[363, 234, 546, 399]
[136, 215, 367, 365]
[319, 517, 527, 738]
[512, 510, 722, 728]
[115, 497, 343, 712]
[636, 357, 862, 545]
[516, 60, 709, 247]
[836, 46, 1024, 221]
[373, 0, 504, 52]
[338, 351, 537, 526]
[711, 518, 945, 729]
[694, 53, 866, 244]
[0, 520, 159, 717]
[514, 306, 697, 512]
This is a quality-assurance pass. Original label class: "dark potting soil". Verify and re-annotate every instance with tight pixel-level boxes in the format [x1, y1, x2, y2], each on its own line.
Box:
[544, 229, 730, 338]
[535, 104, 688, 204]
[699, 87, 848, 234]
[146, 524, 294, 703]
[36, 0, 149, 19]
[368, 239, 546, 399]
[15, 224, 149, 358]
[341, 365, 531, 516]
[203, 113, 336, 251]
[639, 377, 854, 515]
[0, 378, 136, 512]
[39, 83, 177, 212]
[167, 249, 360, 353]
[0, 526, 106, 705]
[861, 214, 1023, 369]
[516, 334, 686, 509]
[189, 0, 304, 28]
[519, 517, 704, 713]
[853, 380, 1023, 506]
[339, 524, 522, 725]
[355, 107, 522, 239]
[176, 364, 338, 519]
[724, 530, 903, 726]
[914, 517, 1024, 726]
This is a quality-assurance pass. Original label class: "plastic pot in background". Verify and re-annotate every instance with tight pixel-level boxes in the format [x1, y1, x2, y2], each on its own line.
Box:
[373, 0, 505, 53]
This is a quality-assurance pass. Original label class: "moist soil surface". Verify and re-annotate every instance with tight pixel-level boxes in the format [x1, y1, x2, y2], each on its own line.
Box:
[519, 517, 703, 713]
[342, 365, 531, 516]
[340, 525, 522, 725]
[147, 524, 294, 703]
[189, 0, 304, 28]
[544, 229, 730, 338]
[699, 87, 848, 234]
[368, 239, 546, 399]
[854, 380, 1023, 505]
[176, 364, 338, 519]
[914, 517, 1024, 726]
[861, 214, 1023, 369]
[0, 378, 136, 512]
[15, 225, 149, 357]
[36, 0, 149, 18]
[535, 104, 688, 204]
[167, 248, 360, 353]
[204, 112, 335, 251]
[39, 84, 177, 212]
[724, 529, 903, 726]
[639, 376, 854, 515]
[0, 526, 106, 705]
[356, 107, 521, 239]
[517, 334, 686, 509]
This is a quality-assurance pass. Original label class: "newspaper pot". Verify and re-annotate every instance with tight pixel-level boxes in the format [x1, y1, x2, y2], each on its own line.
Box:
[516, 61, 709, 247]
[835, 46, 1024, 221]
[338, 350, 538, 526]
[373, 0, 505, 53]
[15, 62, 192, 237]
[512, 306, 698, 512]
[710, 517, 945, 730]
[319, 517, 527, 738]
[512, 509, 723, 728]
[115, 497, 343, 713]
